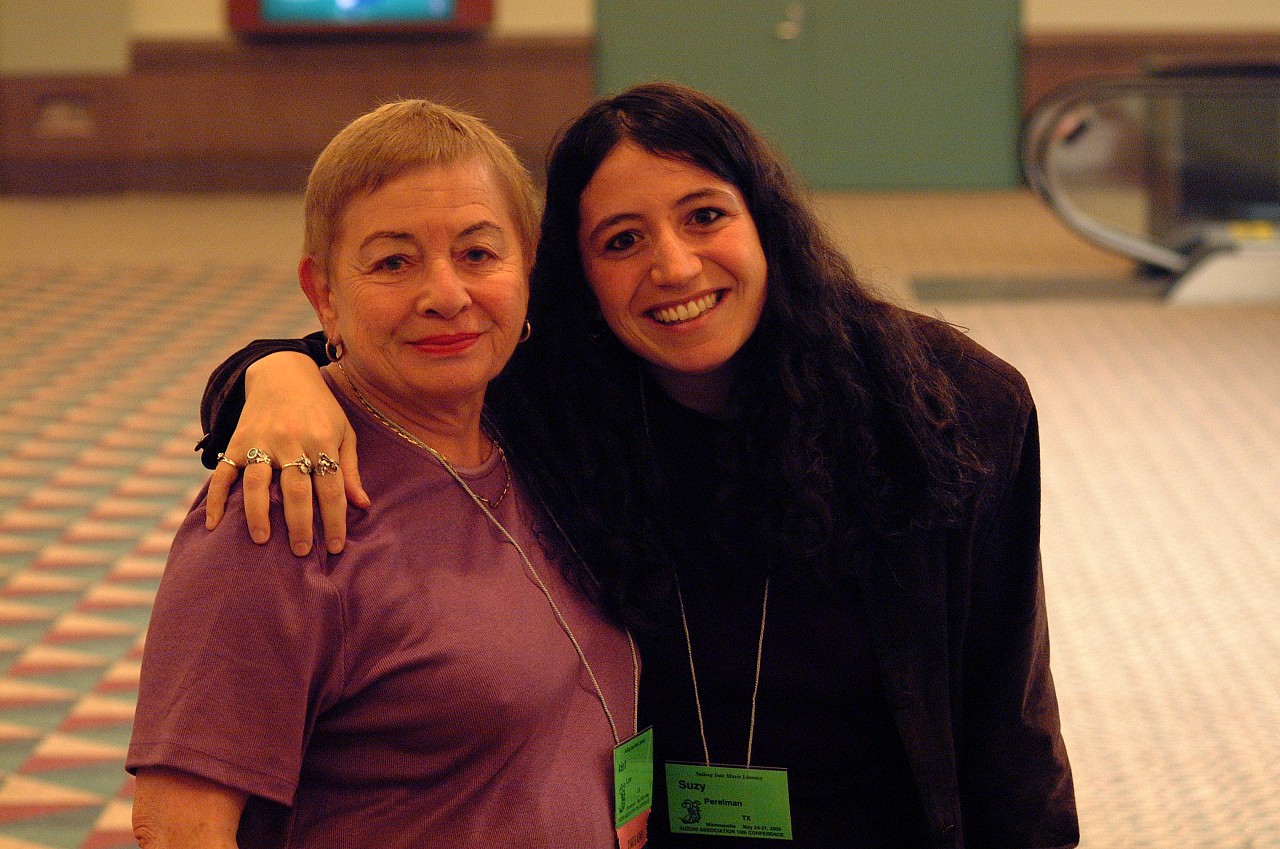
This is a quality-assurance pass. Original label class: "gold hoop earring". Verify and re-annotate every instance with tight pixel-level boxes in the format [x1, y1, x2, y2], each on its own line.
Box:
[325, 338, 345, 362]
[518, 320, 532, 343]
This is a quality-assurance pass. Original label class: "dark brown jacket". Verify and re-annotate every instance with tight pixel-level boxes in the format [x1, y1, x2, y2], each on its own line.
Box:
[861, 317, 1076, 848]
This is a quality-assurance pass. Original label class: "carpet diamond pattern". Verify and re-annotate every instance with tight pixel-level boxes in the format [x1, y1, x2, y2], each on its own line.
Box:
[1, 265, 315, 848]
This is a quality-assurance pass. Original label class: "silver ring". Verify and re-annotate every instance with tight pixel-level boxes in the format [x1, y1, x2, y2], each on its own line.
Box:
[215, 452, 238, 469]
[246, 448, 273, 465]
[281, 455, 313, 475]
[314, 452, 340, 476]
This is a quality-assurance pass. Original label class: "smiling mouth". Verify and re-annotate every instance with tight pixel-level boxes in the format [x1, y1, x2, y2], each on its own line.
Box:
[649, 292, 722, 325]
[411, 334, 479, 354]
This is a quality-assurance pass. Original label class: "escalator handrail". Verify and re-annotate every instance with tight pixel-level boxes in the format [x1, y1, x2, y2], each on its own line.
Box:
[1021, 73, 1280, 274]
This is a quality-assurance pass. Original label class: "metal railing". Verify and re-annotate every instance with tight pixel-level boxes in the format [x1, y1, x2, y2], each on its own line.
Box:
[1021, 68, 1280, 275]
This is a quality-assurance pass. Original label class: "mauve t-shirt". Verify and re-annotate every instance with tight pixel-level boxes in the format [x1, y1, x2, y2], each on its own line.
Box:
[128, 378, 635, 848]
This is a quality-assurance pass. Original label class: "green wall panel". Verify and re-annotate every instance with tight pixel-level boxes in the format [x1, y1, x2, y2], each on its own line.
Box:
[597, 0, 1021, 190]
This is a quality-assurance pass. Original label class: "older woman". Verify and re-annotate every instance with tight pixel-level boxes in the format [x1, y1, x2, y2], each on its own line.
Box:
[196, 83, 1076, 848]
[126, 100, 638, 849]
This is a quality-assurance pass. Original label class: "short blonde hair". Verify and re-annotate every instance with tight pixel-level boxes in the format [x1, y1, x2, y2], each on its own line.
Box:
[304, 99, 539, 274]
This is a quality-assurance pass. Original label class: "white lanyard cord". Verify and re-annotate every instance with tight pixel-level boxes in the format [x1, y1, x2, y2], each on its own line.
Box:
[466, 483, 638, 745]
[675, 575, 770, 768]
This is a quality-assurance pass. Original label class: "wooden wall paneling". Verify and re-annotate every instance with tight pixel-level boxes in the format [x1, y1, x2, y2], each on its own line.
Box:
[0, 75, 132, 192]
[1, 36, 592, 194]
[126, 36, 594, 169]
[1022, 31, 1280, 115]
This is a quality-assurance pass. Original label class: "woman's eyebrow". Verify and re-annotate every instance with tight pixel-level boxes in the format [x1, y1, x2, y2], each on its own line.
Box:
[458, 221, 507, 241]
[584, 212, 640, 244]
[357, 221, 507, 249]
[358, 231, 415, 250]
[676, 187, 737, 207]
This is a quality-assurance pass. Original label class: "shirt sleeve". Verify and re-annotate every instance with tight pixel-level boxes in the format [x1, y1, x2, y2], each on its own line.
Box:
[196, 332, 329, 468]
[126, 485, 345, 806]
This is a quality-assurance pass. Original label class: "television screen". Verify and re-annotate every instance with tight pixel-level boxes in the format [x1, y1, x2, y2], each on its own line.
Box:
[228, 0, 491, 35]
[262, 0, 454, 24]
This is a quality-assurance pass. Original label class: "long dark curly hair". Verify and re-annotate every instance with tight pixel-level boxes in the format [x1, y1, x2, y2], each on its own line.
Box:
[491, 81, 983, 630]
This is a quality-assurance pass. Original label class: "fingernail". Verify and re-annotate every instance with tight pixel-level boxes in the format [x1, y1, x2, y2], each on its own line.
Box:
[327, 538, 344, 554]
[292, 541, 312, 556]
[251, 529, 268, 544]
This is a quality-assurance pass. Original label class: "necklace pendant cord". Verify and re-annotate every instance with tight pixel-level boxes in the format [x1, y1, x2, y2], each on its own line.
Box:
[676, 575, 770, 769]
[447, 461, 640, 746]
[338, 362, 638, 743]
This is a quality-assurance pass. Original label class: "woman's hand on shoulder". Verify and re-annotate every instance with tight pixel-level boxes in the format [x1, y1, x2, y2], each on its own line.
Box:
[205, 351, 368, 556]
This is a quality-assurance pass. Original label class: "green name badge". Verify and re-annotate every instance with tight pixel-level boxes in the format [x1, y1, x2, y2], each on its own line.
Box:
[614, 727, 654, 848]
[665, 761, 793, 841]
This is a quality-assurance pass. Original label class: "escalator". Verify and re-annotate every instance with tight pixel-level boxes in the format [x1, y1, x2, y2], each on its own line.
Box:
[1021, 66, 1280, 303]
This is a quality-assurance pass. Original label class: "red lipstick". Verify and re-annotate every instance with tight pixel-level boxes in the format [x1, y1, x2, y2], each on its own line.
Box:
[410, 333, 479, 355]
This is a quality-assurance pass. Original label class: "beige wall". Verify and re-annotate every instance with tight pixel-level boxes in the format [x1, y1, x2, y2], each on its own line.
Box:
[1, 0, 131, 73]
[1023, 0, 1280, 31]
[126, 0, 1280, 39]
[6, 0, 1278, 79]
[129, 0, 594, 38]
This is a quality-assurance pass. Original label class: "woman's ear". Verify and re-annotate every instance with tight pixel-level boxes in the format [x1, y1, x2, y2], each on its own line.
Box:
[299, 256, 339, 342]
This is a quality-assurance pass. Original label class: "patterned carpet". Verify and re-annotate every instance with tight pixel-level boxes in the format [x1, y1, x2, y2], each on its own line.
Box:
[928, 300, 1280, 849]
[0, 265, 316, 848]
[0, 265, 1277, 847]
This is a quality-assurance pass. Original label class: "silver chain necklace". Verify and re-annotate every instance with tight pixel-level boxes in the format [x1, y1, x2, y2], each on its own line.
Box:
[336, 361, 638, 743]
[336, 361, 510, 509]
